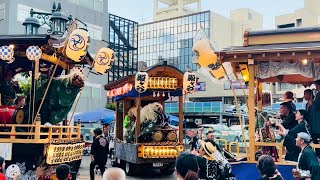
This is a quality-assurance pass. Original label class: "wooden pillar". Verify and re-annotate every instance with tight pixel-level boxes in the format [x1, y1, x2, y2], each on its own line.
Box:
[115, 102, 121, 140]
[135, 98, 141, 143]
[179, 96, 184, 143]
[248, 59, 256, 162]
[257, 81, 263, 111]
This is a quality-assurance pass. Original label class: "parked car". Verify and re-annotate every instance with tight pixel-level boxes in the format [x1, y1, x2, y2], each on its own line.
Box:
[199, 124, 241, 143]
[229, 125, 249, 142]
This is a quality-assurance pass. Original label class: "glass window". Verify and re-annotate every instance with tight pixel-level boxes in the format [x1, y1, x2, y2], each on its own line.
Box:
[94, 0, 103, 12]
[170, 42, 174, 50]
[82, 86, 92, 98]
[0, 3, 5, 21]
[68, 0, 78, 4]
[79, 0, 94, 9]
[185, 24, 189, 32]
[92, 87, 101, 99]
[205, 12, 210, 21]
[248, 12, 252, 20]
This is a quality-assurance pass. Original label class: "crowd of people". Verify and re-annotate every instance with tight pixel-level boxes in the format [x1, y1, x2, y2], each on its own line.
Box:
[256, 80, 320, 179]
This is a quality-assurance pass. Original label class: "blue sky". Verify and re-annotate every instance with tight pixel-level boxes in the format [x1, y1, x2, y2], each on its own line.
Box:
[109, 0, 304, 29]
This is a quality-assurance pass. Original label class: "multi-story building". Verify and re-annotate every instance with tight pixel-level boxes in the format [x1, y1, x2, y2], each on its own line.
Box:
[276, 0, 320, 28]
[139, 11, 210, 71]
[139, 0, 263, 106]
[107, 14, 138, 102]
[0, 0, 109, 115]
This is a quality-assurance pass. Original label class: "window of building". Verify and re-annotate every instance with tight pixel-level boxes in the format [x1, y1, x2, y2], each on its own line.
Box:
[278, 83, 296, 91]
[248, 12, 253, 20]
[68, 0, 78, 4]
[92, 87, 101, 99]
[277, 23, 295, 29]
[82, 86, 92, 98]
[86, 22, 103, 40]
[296, 19, 302, 27]
[17, 4, 50, 29]
[94, 0, 103, 12]
[79, 0, 94, 9]
[0, 3, 5, 21]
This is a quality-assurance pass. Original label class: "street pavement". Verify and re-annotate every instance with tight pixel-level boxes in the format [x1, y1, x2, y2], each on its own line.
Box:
[77, 156, 177, 180]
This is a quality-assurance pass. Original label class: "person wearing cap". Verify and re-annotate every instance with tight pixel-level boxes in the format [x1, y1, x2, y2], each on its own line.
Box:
[309, 79, 320, 157]
[195, 139, 235, 180]
[276, 109, 311, 162]
[279, 101, 297, 130]
[292, 132, 320, 180]
[90, 128, 109, 180]
[175, 152, 199, 180]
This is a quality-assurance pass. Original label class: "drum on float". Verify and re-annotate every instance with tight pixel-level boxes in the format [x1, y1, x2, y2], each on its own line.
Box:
[0, 106, 24, 124]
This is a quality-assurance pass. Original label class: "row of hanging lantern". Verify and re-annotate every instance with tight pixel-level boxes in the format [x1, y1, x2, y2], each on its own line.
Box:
[153, 91, 171, 98]
[107, 83, 133, 97]
[134, 71, 197, 95]
[0, 45, 43, 62]
[0, 27, 115, 75]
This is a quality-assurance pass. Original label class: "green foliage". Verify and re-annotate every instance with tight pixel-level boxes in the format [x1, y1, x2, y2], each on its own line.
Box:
[105, 102, 116, 110]
[19, 77, 32, 96]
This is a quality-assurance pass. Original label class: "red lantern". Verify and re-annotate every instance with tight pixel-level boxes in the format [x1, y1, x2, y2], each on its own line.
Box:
[128, 83, 133, 91]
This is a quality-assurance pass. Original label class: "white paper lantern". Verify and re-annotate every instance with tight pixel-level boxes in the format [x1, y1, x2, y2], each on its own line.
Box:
[93, 48, 115, 74]
[26, 46, 42, 61]
[135, 71, 149, 93]
[6, 164, 20, 179]
[0, 45, 14, 63]
[183, 72, 196, 94]
[66, 29, 90, 62]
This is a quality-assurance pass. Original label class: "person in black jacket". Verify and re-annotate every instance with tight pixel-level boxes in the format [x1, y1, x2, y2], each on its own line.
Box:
[310, 79, 320, 157]
[276, 109, 310, 161]
[90, 128, 109, 180]
[279, 101, 297, 130]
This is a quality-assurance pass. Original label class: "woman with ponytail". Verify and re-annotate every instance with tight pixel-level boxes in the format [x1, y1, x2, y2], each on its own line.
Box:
[175, 153, 199, 180]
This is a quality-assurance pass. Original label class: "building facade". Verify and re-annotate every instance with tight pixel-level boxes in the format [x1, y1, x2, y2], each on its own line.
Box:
[0, 0, 109, 114]
[107, 14, 138, 102]
[275, 0, 320, 28]
[154, 0, 201, 21]
[139, 6, 263, 103]
[139, 11, 210, 71]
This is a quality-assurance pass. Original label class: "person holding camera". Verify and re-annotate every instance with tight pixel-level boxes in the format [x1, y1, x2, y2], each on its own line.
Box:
[276, 109, 310, 162]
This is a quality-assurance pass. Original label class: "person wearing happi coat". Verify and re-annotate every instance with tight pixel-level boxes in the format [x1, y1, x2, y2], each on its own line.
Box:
[292, 132, 320, 180]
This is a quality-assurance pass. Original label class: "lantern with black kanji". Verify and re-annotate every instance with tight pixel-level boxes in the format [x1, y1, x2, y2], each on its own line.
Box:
[183, 72, 196, 94]
[135, 71, 149, 93]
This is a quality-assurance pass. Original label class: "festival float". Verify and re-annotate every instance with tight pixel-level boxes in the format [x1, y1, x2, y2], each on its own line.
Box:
[104, 62, 196, 175]
[0, 18, 114, 179]
[198, 27, 320, 180]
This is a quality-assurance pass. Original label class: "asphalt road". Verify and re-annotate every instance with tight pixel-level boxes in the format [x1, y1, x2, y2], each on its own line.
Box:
[77, 156, 177, 180]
